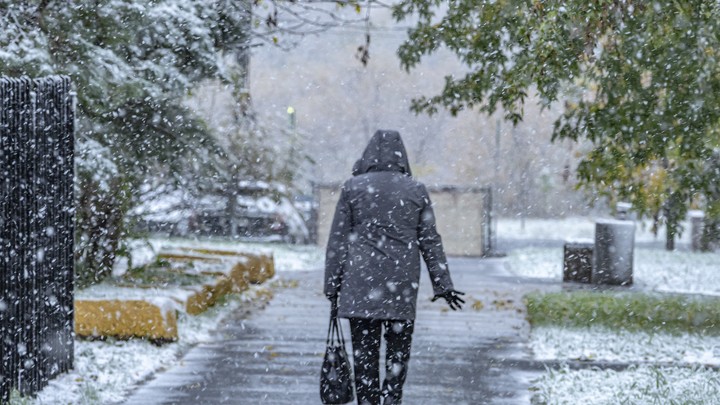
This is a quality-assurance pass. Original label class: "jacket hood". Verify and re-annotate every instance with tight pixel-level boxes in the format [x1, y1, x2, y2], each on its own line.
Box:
[352, 130, 412, 176]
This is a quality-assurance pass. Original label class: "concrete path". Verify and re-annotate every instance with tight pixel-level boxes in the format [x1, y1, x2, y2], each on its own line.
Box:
[122, 257, 557, 404]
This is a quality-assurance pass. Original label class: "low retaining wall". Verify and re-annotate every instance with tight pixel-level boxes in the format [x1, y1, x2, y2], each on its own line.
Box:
[184, 276, 234, 315]
[163, 247, 275, 284]
[75, 299, 178, 341]
[75, 248, 275, 341]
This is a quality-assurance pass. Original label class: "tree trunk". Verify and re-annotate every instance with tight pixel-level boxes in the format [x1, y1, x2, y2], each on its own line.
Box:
[75, 176, 129, 286]
[226, 175, 240, 238]
[666, 226, 675, 251]
[232, 0, 254, 127]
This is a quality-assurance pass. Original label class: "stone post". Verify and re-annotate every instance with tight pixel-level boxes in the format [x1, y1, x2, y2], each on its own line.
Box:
[593, 219, 635, 286]
[689, 210, 705, 252]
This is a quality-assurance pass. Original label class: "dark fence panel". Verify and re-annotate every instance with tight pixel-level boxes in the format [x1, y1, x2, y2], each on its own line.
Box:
[0, 76, 74, 401]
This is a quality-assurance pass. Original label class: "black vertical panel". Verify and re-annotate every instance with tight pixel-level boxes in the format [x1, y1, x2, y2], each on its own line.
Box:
[35, 78, 47, 390]
[35, 77, 49, 390]
[41, 77, 56, 384]
[31, 77, 43, 394]
[17, 76, 35, 395]
[0, 77, 10, 402]
[9, 77, 24, 397]
[8, 77, 21, 402]
[44, 76, 73, 380]
[63, 76, 75, 376]
[51, 75, 74, 378]
[3, 77, 17, 399]
[0, 76, 75, 400]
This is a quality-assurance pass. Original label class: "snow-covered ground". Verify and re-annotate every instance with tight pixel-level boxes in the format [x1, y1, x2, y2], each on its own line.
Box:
[501, 217, 720, 404]
[113, 238, 324, 277]
[16, 239, 323, 405]
[530, 365, 720, 405]
[497, 216, 692, 244]
[505, 247, 720, 296]
[531, 326, 720, 366]
[21, 217, 719, 404]
[498, 216, 720, 296]
[25, 285, 269, 405]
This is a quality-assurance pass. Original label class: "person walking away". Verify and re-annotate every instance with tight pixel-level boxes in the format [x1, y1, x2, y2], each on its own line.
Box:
[324, 130, 465, 405]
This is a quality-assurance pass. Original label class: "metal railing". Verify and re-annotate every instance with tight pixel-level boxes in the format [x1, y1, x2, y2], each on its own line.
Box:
[0, 76, 75, 401]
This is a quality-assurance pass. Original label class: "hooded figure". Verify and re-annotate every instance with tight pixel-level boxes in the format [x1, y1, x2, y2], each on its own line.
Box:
[324, 130, 464, 405]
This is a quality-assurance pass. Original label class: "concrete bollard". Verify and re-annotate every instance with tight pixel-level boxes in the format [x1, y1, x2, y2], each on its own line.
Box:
[563, 240, 593, 283]
[593, 219, 635, 286]
[689, 210, 705, 252]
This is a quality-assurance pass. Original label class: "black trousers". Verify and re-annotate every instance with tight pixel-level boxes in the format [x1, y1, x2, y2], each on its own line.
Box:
[348, 318, 414, 405]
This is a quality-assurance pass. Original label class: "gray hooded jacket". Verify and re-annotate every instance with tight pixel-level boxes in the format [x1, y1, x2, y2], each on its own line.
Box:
[324, 130, 454, 320]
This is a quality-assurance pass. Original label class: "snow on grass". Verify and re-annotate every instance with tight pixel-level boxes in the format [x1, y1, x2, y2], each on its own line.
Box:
[249, 243, 324, 272]
[27, 286, 270, 405]
[636, 249, 720, 296]
[113, 238, 324, 278]
[531, 326, 720, 366]
[505, 247, 562, 280]
[498, 217, 598, 242]
[28, 239, 318, 404]
[504, 247, 720, 296]
[530, 365, 720, 405]
[145, 238, 325, 273]
[31, 339, 180, 405]
[497, 216, 692, 244]
[501, 218, 720, 403]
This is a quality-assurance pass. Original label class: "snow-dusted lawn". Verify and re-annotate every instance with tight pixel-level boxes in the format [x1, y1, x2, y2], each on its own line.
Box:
[497, 216, 692, 244]
[505, 247, 720, 296]
[502, 218, 720, 404]
[529, 326, 720, 404]
[530, 365, 720, 405]
[15, 240, 321, 405]
[500, 216, 720, 295]
[531, 326, 720, 366]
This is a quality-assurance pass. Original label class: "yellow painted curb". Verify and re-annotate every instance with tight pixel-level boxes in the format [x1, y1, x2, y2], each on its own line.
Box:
[156, 252, 223, 263]
[185, 276, 234, 315]
[171, 247, 276, 285]
[241, 253, 275, 284]
[75, 299, 178, 341]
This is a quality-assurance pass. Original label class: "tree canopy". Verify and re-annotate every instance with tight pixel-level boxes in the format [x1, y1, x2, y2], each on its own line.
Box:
[394, 0, 720, 237]
[1, 0, 369, 283]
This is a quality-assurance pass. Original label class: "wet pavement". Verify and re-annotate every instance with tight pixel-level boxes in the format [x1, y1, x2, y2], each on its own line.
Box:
[122, 257, 558, 404]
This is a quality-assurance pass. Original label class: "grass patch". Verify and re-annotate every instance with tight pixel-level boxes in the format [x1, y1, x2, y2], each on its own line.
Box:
[116, 267, 208, 287]
[525, 290, 720, 335]
[111, 257, 211, 287]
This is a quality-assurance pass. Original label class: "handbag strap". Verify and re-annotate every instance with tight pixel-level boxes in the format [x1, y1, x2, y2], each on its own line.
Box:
[326, 299, 337, 345]
[326, 299, 347, 349]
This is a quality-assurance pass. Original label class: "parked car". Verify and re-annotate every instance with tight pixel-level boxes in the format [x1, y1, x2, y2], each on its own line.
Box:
[132, 182, 310, 243]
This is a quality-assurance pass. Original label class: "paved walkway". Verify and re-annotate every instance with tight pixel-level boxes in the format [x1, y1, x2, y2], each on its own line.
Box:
[122, 257, 556, 404]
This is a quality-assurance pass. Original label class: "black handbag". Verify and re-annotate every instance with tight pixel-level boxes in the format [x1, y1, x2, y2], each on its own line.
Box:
[320, 300, 355, 404]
